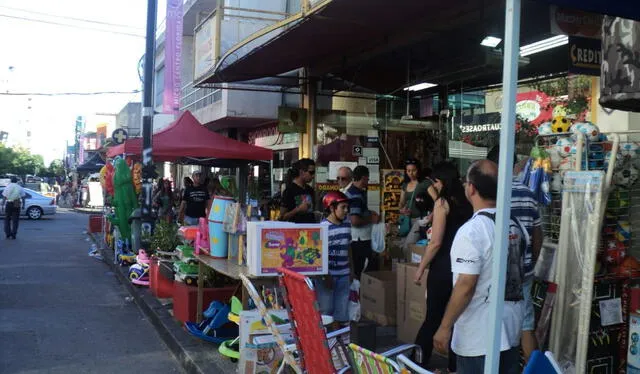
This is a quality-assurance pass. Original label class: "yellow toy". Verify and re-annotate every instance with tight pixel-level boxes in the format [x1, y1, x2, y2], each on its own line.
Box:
[132, 163, 142, 194]
[551, 116, 571, 133]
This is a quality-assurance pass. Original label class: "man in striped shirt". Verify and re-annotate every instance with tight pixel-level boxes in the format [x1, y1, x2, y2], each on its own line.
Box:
[316, 191, 352, 325]
[488, 146, 543, 362]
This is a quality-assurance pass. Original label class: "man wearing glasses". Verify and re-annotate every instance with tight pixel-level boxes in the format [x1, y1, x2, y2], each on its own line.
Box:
[280, 158, 317, 223]
[337, 166, 353, 193]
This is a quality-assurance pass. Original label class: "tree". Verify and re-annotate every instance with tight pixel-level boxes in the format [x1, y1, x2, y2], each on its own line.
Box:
[0, 145, 46, 177]
[46, 159, 65, 177]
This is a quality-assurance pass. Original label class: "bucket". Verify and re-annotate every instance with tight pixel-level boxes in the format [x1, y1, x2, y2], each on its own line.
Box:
[207, 196, 234, 258]
[88, 214, 103, 233]
[150, 258, 174, 299]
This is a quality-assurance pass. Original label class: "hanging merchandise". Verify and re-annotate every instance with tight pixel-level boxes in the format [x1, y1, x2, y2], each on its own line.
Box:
[104, 162, 115, 197]
[522, 146, 553, 205]
[132, 162, 142, 195]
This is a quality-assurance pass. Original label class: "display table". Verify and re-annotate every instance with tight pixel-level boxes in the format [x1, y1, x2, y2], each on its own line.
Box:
[195, 253, 277, 322]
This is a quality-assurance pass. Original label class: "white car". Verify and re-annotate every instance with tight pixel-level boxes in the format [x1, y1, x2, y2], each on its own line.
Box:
[0, 188, 57, 219]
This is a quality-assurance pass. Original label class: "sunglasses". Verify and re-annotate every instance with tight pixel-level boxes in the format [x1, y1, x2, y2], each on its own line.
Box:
[405, 159, 417, 165]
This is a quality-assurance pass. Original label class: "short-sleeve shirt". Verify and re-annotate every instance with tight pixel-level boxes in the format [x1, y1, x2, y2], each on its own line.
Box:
[449, 208, 524, 357]
[402, 180, 433, 218]
[322, 219, 351, 276]
[2, 183, 25, 202]
[281, 183, 316, 224]
[511, 181, 541, 279]
[345, 184, 371, 241]
[182, 185, 210, 218]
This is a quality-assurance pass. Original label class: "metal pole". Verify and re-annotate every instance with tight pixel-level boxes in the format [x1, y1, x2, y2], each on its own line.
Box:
[485, 0, 521, 373]
[141, 0, 157, 237]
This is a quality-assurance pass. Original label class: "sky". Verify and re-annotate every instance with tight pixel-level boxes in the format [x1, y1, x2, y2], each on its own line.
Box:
[0, 0, 167, 165]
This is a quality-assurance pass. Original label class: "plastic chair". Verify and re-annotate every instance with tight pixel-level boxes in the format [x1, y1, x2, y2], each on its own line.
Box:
[523, 350, 562, 374]
[348, 344, 431, 374]
[277, 267, 352, 374]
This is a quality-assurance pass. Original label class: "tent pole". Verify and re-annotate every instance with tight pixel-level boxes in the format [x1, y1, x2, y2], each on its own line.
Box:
[485, 0, 521, 373]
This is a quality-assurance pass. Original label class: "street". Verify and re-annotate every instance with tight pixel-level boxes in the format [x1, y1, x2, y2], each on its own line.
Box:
[0, 209, 182, 374]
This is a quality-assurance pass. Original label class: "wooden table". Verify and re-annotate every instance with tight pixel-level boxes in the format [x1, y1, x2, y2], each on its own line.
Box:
[194, 253, 277, 322]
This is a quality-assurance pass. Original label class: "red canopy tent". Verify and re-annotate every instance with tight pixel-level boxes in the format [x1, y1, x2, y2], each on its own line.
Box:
[107, 111, 273, 163]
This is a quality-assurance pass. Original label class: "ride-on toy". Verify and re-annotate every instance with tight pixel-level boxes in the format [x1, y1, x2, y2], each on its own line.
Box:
[185, 300, 239, 344]
[129, 249, 151, 286]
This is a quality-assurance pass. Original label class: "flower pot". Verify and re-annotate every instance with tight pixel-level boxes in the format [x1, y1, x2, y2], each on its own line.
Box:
[150, 259, 174, 299]
[172, 281, 236, 323]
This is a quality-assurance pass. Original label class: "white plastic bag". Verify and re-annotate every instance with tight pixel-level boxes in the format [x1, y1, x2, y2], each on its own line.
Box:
[348, 279, 361, 322]
[371, 222, 386, 254]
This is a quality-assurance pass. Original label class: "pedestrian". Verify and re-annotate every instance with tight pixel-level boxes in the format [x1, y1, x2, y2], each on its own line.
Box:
[53, 180, 61, 205]
[413, 161, 473, 372]
[487, 146, 543, 362]
[337, 166, 353, 193]
[316, 191, 352, 328]
[344, 165, 379, 279]
[280, 158, 317, 223]
[178, 171, 210, 226]
[154, 179, 174, 223]
[2, 176, 26, 239]
[433, 160, 527, 374]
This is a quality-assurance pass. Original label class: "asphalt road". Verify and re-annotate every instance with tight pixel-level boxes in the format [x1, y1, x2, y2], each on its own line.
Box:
[0, 209, 182, 374]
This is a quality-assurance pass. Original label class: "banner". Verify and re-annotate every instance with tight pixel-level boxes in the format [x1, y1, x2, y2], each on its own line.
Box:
[163, 0, 183, 114]
[550, 5, 602, 39]
[194, 14, 216, 80]
[568, 36, 601, 76]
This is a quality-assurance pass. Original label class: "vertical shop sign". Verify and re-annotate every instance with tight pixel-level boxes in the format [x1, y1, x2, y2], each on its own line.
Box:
[568, 36, 601, 76]
[163, 0, 183, 114]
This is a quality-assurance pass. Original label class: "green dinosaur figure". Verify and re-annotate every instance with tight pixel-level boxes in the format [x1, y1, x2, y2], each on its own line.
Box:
[108, 158, 138, 244]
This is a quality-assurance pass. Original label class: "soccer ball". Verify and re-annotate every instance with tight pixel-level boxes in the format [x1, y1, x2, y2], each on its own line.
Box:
[558, 157, 574, 177]
[547, 147, 562, 169]
[614, 166, 639, 187]
[555, 137, 574, 158]
[604, 151, 624, 170]
[571, 122, 600, 142]
[550, 173, 562, 192]
[551, 116, 571, 133]
[537, 122, 554, 136]
[620, 142, 639, 158]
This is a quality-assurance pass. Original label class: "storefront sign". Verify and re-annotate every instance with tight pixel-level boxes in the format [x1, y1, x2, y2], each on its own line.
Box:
[194, 14, 216, 80]
[458, 113, 502, 134]
[163, 0, 183, 114]
[569, 36, 601, 76]
[277, 107, 307, 134]
[550, 5, 602, 39]
[492, 91, 552, 125]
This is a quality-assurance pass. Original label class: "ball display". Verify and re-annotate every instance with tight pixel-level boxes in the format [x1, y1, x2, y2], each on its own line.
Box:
[547, 147, 562, 169]
[551, 116, 571, 133]
[614, 166, 639, 186]
[604, 151, 624, 170]
[556, 137, 574, 158]
[620, 142, 639, 158]
[571, 122, 600, 142]
[550, 173, 562, 192]
[558, 157, 574, 177]
[537, 122, 554, 136]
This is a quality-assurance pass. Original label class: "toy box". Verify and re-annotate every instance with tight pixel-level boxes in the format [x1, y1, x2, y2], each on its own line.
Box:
[239, 309, 291, 374]
[246, 222, 328, 277]
[629, 314, 640, 373]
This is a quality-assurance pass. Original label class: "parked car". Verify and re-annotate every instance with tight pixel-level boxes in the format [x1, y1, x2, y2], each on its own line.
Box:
[0, 188, 57, 219]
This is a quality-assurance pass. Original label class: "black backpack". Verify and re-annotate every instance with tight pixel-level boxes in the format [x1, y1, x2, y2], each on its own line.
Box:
[477, 212, 530, 302]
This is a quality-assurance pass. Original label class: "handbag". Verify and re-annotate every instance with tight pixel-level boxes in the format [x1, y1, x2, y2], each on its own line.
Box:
[398, 187, 416, 237]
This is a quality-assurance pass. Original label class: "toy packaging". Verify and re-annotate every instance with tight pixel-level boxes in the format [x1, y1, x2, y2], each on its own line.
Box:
[629, 314, 640, 373]
[246, 222, 328, 277]
[238, 309, 291, 374]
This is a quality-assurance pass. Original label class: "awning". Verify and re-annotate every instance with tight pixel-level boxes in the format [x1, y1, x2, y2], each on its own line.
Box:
[106, 111, 272, 163]
[76, 152, 106, 173]
[199, 0, 640, 92]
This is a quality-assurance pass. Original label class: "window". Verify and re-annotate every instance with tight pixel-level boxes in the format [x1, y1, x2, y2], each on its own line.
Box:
[154, 66, 165, 108]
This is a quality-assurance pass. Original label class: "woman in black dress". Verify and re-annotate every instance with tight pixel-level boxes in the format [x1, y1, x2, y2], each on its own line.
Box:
[414, 161, 473, 372]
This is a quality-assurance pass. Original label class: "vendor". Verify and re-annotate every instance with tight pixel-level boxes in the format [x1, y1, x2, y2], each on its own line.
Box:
[280, 158, 317, 223]
[399, 158, 438, 253]
[179, 171, 210, 226]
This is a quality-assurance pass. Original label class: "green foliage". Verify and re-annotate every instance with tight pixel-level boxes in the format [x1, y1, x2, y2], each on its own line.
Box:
[0, 144, 46, 176]
[149, 220, 181, 253]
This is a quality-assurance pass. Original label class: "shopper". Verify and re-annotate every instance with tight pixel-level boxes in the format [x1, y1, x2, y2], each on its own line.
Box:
[280, 158, 317, 223]
[487, 146, 543, 362]
[414, 161, 473, 372]
[2, 176, 25, 239]
[154, 179, 174, 223]
[179, 171, 210, 226]
[316, 191, 352, 327]
[337, 166, 353, 193]
[433, 160, 526, 374]
[399, 159, 438, 254]
[345, 165, 379, 279]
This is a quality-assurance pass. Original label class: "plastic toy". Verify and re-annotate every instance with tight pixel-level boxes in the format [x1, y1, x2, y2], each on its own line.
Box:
[620, 142, 640, 158]
[108, 158, 138, 243]
[614, 166, 639, 187]
[104, 162, 115, 197]
[550, 173, 562, 192]
[616, 221, 631, 242]
[546, 147, 561, 169]
[132, 162, 142, 195]
[555, 137, 574, 158]
[551, 116, 571, 133]
[219, 297, 243, 362]
[130, 249, 151, 286]
[605, 240, 626, 266]
[537, 122, 554, 136]
[185, 300, 239, 344]
[173, 261, 199, 285]
[195, 217, 210, 255]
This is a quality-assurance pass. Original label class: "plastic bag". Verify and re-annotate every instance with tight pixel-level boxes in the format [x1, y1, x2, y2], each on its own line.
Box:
[348, 280, 361, 322]
[371, 223, 386, 253]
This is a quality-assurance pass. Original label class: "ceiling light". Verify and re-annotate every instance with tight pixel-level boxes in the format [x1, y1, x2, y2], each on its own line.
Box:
[481, 36, 502, 48]
[520, 35, 568, 57]
[403, 83, 437, 91]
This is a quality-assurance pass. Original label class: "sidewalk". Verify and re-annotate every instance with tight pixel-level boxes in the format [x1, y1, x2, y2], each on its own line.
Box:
[74, 207, 104, 214]
[94, 234, 448, 373]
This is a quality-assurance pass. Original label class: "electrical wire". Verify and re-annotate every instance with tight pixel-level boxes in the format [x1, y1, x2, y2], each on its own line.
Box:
[0, 90, 141, 96]
[0, 5, 144, 30]
[0, 14, 145, 38]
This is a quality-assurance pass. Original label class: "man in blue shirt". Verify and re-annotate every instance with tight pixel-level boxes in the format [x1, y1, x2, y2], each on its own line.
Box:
[487, 146, 543, 362]
[344, 166, 379, 279]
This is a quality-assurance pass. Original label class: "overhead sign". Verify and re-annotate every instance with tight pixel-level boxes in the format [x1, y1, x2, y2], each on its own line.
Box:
[550, 6, 602, 39]
[569, 36, 601, 76]
[277, 107, 307, 134]
[457, 112, 502, 134]
[111, 128, 129, 145]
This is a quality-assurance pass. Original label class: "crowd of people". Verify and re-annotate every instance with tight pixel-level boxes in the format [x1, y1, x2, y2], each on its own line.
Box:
[274, 151, 541, 374]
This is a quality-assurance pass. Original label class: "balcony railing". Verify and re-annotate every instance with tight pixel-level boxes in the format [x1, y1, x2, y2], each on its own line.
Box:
[180, 82, 222, 112]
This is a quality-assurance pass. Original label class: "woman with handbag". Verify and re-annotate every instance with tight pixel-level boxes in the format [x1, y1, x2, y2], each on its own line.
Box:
[413, 161, 473, 373]
[398, 159, 437, 255]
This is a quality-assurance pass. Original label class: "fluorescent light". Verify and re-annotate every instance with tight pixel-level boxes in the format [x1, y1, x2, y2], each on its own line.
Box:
[481, 36, 502, 47]
[520, 35, 568, 57]
[404, 82, 437, 91]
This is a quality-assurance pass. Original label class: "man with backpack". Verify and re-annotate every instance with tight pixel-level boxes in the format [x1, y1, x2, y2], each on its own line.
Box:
[433, 160, 526, 374]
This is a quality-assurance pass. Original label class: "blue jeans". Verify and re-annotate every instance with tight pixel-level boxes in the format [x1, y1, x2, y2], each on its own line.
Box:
[314, 274, 350, 323]
[184, 216, 199, 226]
[457, 346, 520, 374]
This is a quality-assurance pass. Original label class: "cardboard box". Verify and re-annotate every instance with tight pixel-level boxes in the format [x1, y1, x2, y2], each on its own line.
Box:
[361, 271, 396, 326]
[410, 245, 426, 263]
[397, 262, 428, 343]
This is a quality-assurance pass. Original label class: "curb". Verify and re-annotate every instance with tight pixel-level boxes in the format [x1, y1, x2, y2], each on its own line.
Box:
[94, 235, 225, 374]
